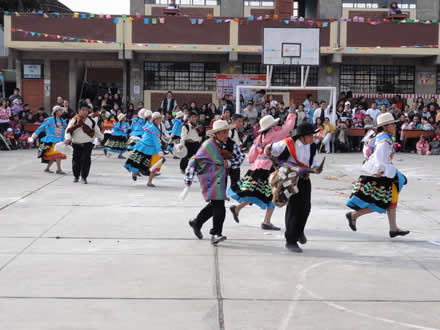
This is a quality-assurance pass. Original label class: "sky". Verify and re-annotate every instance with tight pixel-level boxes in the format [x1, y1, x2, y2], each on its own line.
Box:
[59, 0, 130, 15]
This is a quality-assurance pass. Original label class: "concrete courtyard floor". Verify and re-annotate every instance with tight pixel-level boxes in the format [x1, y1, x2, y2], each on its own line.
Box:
[0, 149, 439, 330]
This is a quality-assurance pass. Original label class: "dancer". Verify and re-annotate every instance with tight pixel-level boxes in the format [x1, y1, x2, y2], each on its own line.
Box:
[346, 112, 409, 238]
[124, 112, 164, 187]
[186, 120, 243, 244]
[228, 112, 296, 230]
[127, 109, 148, 150]
[29, 105, 67, 174]
[170, 111, 184, 157]
[104, 113, 130, 159]
[267, 122, 324, 253]
[179, 112, 202, 173]
[64, 102, 104, 184]
[228, 113, 244, 189]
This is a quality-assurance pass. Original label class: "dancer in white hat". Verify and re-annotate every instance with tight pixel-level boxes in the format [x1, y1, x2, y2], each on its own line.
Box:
[346, 112, 410, 238]
[227, 112, 296, 230]
[104, 113, 130, 159]
[124, 112, 164, 187]
[29, 105, 67, 174]
[127, 109, 150, 150]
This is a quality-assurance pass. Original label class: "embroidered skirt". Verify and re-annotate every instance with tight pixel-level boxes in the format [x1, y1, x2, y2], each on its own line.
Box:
[124, 151, 164, 176]
[346, 176, 394, 214]
[38, 142, 66, 164]
[104, 135, 128, 154]
[127, 135, 142, 150]
[227, 168, 275, 210]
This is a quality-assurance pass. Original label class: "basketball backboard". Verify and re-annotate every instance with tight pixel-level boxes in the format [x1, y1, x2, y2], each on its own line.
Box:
[263, 27, 320, 66]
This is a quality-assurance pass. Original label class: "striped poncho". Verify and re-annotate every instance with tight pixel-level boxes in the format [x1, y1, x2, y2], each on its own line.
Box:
[188, 138, 227, 201]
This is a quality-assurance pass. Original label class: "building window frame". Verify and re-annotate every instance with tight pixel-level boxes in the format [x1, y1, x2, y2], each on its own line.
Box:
[340, 64, 415, 94]
[144, 62, 219, 91]
[342, 0, 416, 9]
[145, 0, 220, 5]
[22, 60, 44, 80]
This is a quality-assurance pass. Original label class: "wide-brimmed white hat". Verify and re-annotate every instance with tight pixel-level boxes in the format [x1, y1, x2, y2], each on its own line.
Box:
[144, 110, 153, 119]
[173, 143, 188, 158]
[344, 101, 351, 106]
[175, 111, 184, 119]
[117, 113, 126, 121]
[138, 109, 147, 120]
[375, 112, 399, 128]
[258, 115, 280, 133]
[151, 112, 163, 120]
[207, 120, 235, 136]
[52, 105, 65, 115]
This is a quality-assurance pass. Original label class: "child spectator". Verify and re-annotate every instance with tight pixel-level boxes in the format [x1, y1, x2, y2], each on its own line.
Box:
[9, 114, 22, 141]
[5, 128, 17, 150]
[416, 136, 430, 155]
[11, 98, 24, 117]
[20, 131, 32, 149]
[421, 117, 434, 131]
[429, 128, 440, 154]
[23, 112, 35, 124]
[0, 98, 11, 133]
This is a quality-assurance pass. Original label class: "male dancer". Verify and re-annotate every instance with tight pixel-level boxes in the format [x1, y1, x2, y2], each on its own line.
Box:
[179, 112, 202, 173]
[266, 122, 323, 253]
[186, 120, 243, 244]
[65, 102, 104, 184]
[228, 114, 244, 189]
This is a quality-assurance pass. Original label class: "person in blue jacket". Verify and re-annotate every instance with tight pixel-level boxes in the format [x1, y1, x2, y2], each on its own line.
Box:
[124, 112, 164, 187]
[29, 105, 67, 174]
[169, 110, 184, 156]
[127, 109, 151, 150]
[104, 113, 130, 159]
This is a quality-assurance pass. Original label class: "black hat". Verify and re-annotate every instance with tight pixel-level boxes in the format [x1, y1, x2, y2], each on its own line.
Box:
[189, 111, 198, 117]
[294, 123, 319, 138]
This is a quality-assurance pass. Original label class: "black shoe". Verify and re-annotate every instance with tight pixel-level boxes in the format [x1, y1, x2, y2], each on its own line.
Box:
[103, 149, 108, 156]
[285, 243, 303, 253]
[211, 235, 227, 245]
[229, 206, 240, 223]
[389, 230, 410, 238]
[118, 154, 126, 159]
[299, 233, 307, 245]
[261, 223, 281, 231]
[81, 178, 88, 184]
[73, 177, 79, 183]
[188, 220, 203, 240]
[132, 174, 137, 182]
[346, 212, 357, 232]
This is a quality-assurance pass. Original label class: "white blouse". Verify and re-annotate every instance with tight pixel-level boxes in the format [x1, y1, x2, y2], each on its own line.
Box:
[361, 138, 396, 179]
[271, 139, 320, 168]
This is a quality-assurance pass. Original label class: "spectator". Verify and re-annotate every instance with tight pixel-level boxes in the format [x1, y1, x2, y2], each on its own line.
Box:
[409, 116, 421, 129]
[415, 97, 424, 111]
[9, 114, 22, 141]
[268, 94, 278, 108]
[253, 90, 265, 115]
[334, 122, 351, 153]
[303, 94, 313, 115]
[428, 117, 436, 130]
[270, 106, 278, 118]
[429, 128, 440, 154]
[189, 101, 198, 114]
[428, 104, 437, 119]
[160, 91, 177, 113]
[309, 101, 319, 123]
[135, 102, 144, 116]
[261, 101, 271, 117]
[62, 100, 75, 120]
[436, 108, 440, 124]
[167, 0, 179, 9]
[313, 101, 327, 124]
[421, 117, 434, 131]
[113, 94, 122, 108]
[363, 115, 374, 128]
[421, 106, 431, 120]
[416, 135, 430, 155]
[56, 96, 64, 107]
[11, 98, 24, 117]
[321, 117, 335, 153]
[242, 101, 258, 125]
[21, 104, 32, 120]
[392, 95, 403, 111]
[366, 102, 381, 124]
[358, 96, 369, 112]
[8, 88, 23, 104]
[0, 98, 11, 133]
[277, 104, 288, 125]
[375, 93, 390, 108]
[219, 97, 231, 115]
[222, 109, 232, 123]
[296, 104, 306, 124]
[388, 1, 402, 15]
[23, 112, 35, 124]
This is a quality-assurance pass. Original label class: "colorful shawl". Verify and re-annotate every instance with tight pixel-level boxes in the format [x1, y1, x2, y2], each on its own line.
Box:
[189, 138, 227, 201]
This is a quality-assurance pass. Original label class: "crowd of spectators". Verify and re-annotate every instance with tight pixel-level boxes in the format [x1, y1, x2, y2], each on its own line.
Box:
[1, 87, 439, 155]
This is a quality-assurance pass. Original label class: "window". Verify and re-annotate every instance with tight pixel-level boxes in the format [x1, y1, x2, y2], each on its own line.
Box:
[340, 65, 415, 94]
[342, 0, 416, 9]
[22, 61, 44, 79]
[244, 1, 274, 7]
[145, 0, 220, 5]
[144, 62, 219, 91]
[243, 63, 318, 86]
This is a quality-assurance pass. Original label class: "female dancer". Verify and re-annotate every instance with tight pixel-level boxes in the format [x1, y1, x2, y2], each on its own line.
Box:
[127, 109, 149, 150]
[346, 113, 409, 238]
[124, 112, 164, 187]
[228, 112, 296, 230]
[104, 113, 130, 159]
[29, 105, 67, 174]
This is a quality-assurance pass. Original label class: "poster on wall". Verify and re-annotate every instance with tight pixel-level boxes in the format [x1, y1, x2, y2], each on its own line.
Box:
[216, 74, 267, 100]
[23, 64, 42, 79]
[417, 72, 435, 86]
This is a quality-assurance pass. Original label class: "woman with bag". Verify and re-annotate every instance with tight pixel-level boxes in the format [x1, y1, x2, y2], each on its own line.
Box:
[28, 105, 67, 174]
[227, 112, 296, 230]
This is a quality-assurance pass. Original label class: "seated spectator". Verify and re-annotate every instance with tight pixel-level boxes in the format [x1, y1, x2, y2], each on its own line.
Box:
[242, 101, 258, 125]
[261, 101, 271, 117]
[429, 128, 440, 155]
[409, 116, 422, 129]
[388, 1, 402, 15]
[222, 109, 232, 123]
[393, 95, 403, 111]
[428, 117, 437, 130]
[277, 104, 288, 125]
[421, 117, 434, 131]
[399, 117, 410, 142]
[267, 94, 278, 108]
[33, 107, 48, 122]
[352, 117, 363, 128]
[62, 100, 75, 120]
[8, 88, 23, 104]
[353, 107, 365, 122]
[303, 94, 313, 114]
[23, 112, 35, 124]
[416, 135, 430, 155]
[5, 128, 18, 150]
[375, 93, 390, 108]
[189, 101, 199, 114]
[421, 106, 431, 120]
[296, 104, 306, 124]
[0, 98, 12, 133]
[341, 102, 352, 121]
[253, 90, 265, 114]
[363, 115, 374, 128]
[270, 106, 278, 118]
[11, 98, 24, 117]
[334, 122, 351, 153]
[320, 117, 334, 153]
[9, 114, 22, 140]
[19, 130, 32, 149]
[415, 97, 424, 111]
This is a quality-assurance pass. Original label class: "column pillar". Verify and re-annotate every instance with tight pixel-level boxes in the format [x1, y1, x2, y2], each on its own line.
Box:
[69, 59, 78, 111]
[44, 58, 51, 111]
[220, 0, 243, 17]
[15, 51, 22, 91]
[130, 53, 144, 106]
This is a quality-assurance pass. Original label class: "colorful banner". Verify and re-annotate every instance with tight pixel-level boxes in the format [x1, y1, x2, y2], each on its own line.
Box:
[216, 74, 267, 99]
[417, 72, 436, 86]
[352, 93, 440, 100]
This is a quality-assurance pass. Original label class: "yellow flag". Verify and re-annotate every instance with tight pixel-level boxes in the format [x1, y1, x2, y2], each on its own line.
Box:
[73, 12, 79, 18]
[15, 12, 20, 16]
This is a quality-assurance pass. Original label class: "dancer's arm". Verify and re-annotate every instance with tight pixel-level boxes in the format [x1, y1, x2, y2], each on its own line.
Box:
[373, 140, 396, 178]
[270, 112, 297, 142]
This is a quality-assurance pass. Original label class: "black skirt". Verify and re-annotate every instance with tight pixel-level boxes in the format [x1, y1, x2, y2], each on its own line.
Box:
[124, 150, 152, 176]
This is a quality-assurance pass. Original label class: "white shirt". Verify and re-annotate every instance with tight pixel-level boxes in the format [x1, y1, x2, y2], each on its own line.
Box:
[65, 117, 104, 144]
[366, 108, 381, 124]
[361, 136, 396, 178]
[229, 128, 241, 146]
[271, 139, 320, 168]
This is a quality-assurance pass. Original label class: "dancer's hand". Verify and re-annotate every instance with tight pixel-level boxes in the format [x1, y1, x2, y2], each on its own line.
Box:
[224, 160, 229, 168]
[264, 145, 271, 156]
[158, 151, 164, 158]
[373, 171, 382, 177]
[64, 139, 71, 145]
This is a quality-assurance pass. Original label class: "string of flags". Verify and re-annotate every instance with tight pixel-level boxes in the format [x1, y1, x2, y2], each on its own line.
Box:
[5, 11, 439, 27]
[10, 28, 440, 51]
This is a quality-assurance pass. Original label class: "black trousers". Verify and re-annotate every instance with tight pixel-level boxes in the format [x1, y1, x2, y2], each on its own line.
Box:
[180, 141, 200, 172]
[285, 178, 312, 244]
[72, 142, 94, 179]
[193, 200, 225, 236]
[228, 167, 241, 189]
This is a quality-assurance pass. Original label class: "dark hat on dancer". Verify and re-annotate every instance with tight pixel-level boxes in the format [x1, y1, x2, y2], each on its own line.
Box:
[294, 122, 319, 138]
